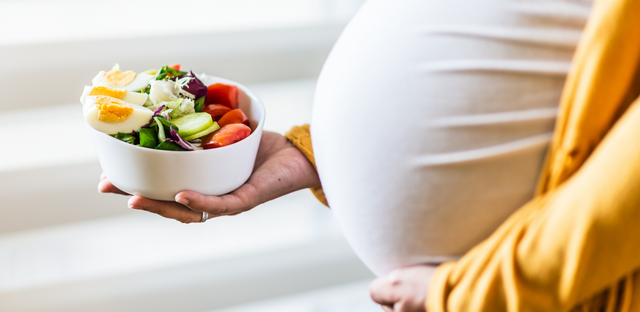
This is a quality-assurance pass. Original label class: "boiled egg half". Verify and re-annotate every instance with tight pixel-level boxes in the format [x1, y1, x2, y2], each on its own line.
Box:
[92, 67, 155, 92]
[84, 95, 153, 134]
[80, 86, 148, 113]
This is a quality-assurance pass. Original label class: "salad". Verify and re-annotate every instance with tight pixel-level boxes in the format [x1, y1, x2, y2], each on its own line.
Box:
[80, 64, 252, 151]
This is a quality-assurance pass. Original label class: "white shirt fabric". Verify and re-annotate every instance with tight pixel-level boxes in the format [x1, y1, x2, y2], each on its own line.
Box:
[311, 0, 593, 276]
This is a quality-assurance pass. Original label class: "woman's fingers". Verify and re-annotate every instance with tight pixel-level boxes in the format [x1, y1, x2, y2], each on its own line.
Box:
[370, 275, 400, 307]
[175, 183, 260, 217]
[98, 177, 130, 196]
[381, 305, 394, 312]
[128, 196, 204, 223]
[98, 174, 259, 221]
[369, 265, 436, 312]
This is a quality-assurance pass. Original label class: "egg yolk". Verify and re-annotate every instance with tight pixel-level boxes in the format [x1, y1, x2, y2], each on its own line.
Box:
[89, 86, 127, 99]
[104, 69, 137, 87]
[95, 96, 134, 123]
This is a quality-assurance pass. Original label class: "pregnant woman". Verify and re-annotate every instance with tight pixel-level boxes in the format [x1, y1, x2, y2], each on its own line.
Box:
[312, 0, 591, 275]
[100, 0, 600, 310]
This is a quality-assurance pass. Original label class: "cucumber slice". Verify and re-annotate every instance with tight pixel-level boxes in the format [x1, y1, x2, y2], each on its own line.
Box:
[183, 122, 220, 141]
[171, 113, 213, 138]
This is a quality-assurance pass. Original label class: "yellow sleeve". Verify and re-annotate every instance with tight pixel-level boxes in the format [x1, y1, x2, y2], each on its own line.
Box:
[427, 0, 640, 310]
[428, 97, 640, 311]
[285, 124, 329, 207]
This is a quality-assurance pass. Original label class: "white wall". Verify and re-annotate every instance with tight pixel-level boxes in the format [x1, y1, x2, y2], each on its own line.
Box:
[0, 1, 377, 311]
[0, 0, 365, 111]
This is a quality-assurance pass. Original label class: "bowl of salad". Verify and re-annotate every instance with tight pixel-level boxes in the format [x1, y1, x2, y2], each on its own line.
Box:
[82, 64, 265, 201]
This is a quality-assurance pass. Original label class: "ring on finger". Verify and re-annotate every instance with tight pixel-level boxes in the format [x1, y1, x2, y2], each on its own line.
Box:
[199, 211, 209, 223]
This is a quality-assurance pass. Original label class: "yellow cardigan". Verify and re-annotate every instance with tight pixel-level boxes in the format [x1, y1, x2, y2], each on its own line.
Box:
[286, 0, 640, 310]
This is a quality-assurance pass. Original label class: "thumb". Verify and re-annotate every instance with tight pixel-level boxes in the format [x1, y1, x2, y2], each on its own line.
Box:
[175, 184, 260, 217]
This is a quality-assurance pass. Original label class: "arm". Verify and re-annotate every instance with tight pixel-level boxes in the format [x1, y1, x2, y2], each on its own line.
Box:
[283, 124, 328, 206]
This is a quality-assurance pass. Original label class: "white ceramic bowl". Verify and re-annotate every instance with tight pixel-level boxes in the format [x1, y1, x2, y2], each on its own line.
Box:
[88, 75, 265, 201]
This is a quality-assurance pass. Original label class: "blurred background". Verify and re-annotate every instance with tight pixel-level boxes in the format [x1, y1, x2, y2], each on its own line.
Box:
[0, 0, 380, 311]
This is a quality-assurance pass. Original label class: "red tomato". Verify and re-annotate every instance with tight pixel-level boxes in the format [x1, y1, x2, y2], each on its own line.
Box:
[202, 124, 251, 149]
[202, 104, 231, 122]
[169, 64, 181, 71]
[206, 83, 238, 109]
[218, 109, 250, 128]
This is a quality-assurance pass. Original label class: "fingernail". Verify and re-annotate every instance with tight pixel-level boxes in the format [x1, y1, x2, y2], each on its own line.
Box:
[127, 198, 140, 210]
[176, 197, 189, 206]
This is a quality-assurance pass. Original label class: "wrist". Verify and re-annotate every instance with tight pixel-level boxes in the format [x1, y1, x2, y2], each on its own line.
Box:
[284, 124, 328, 206]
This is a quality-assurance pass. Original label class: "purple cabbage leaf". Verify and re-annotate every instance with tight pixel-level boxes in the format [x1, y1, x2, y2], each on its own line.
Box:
[141, 104, 166, 128]
[178, 71, 207, 100]
[168, 126, 202, 151]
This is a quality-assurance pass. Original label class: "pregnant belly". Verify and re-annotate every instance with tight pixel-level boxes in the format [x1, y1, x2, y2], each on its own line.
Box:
[311, 0, 591, 276]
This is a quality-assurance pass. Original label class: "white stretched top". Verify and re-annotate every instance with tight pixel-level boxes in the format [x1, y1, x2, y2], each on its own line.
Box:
[311, 0, 593, 276]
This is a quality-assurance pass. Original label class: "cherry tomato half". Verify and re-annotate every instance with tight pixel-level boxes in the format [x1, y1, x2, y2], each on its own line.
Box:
[202, 124, 251, 149]
[169, 64, 181, 71]
[202, 104, 232, 122]
[218, 109, 250, 128]
[206, 83, 238, 109]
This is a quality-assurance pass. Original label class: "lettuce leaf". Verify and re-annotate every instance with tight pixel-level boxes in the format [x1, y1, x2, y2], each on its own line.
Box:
[194, 96, 205, 113]
[113, 131, 138, 145]
[138, 128, 157, 148]
[155, 65, 188, 81]
[154, 117, 166, 142]
[156, 141, 185, 151]
[156, 117, 178, 133]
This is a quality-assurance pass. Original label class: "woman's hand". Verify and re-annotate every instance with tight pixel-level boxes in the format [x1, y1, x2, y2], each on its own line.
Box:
[370, 264, 438, 312]
[98, 131, 321, 223]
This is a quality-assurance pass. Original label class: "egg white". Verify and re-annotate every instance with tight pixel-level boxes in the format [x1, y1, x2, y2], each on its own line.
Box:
[84, 96, 154, 135]
[92, 71, 155, 92]
[80, 86, 148, 112]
